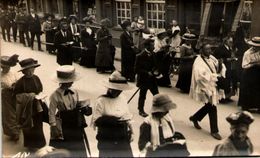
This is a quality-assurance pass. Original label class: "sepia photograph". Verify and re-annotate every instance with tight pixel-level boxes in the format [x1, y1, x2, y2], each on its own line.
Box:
[0, 0, 259, 157]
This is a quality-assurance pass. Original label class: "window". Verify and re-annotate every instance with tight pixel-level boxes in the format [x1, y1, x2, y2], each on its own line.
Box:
[146, 0, 165, 29]
[116, 1, 131, 26]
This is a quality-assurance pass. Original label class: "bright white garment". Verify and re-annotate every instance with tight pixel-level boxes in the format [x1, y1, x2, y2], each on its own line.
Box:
[189, 55, 226, 105]
[144, 113, 175, 150]
[242, 47, 260, 69]
[92, 95, 133, 127]
[154, 37, 167, 53]
[1, 71, 18, 88]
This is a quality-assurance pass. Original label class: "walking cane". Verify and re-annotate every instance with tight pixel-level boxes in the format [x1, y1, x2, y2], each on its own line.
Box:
[127, 88, 140, 104]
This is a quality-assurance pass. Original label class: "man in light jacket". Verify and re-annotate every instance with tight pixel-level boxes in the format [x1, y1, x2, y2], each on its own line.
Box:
[189, 44, 226, 140]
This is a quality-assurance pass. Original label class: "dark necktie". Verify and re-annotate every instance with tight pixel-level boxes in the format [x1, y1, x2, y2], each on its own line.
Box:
[64, 89, 74, 96]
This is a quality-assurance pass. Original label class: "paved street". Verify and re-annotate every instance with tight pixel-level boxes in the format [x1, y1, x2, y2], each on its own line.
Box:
[1, 40, 260, 157]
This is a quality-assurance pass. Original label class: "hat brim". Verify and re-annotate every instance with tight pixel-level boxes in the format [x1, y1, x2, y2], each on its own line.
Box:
[151, 102, 177, 113]
[102, 80, 133, 91]
[247, 40, 260, 47]
[52, 72, 81, 83]
[181, 36, 197, 41]
[18, 64, 40, 72]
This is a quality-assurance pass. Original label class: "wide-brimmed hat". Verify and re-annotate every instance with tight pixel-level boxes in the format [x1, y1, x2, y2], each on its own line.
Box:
[18, 58, 40, 71]
[82, 16, 94, 24]
[226, 111, 254, 126]
[52, 65, 80, 83]
[151, 94, 177, 113]
[45, 13, 54, 20]
[182, 33, 196, 41]
[1, 54, 19, 67]
[120, 20, 131, 30]
[156, 30, 167, 37]
[100, 18, 111, 27]
[59, 16, 68, 25]
[69, 14, 78, 21]
[102, 71, 132, 91]
[247, 36, 260, 47]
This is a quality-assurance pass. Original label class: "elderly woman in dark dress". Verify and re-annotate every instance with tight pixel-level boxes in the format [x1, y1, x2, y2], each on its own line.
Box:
[42, 14, 56, 54]
[213, 111, 254, 156]
[80, 17, 97, 67]
[1, 54, 19, 141]
[49, 65, 92, 157]
[176, 33, 197, 93]
[95, 18, 115, 73]
[120, 19, 137, 82]
[14, 58, 46, 150]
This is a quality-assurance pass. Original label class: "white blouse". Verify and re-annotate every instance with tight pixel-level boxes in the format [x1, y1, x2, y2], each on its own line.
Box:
[92, 95, 133, 127]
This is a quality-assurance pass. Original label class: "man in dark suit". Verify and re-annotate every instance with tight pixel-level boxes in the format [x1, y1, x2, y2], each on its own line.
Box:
[68, 15, 81, 62]
[16, 9, 31, 47]
[120, 20, 137, 82]
[135, 38, 159, 117]
[214, 36, 237, 102]
[54, 17, 74, 65]
[28, 8, 43, 51]
[0, 8, 11, 42]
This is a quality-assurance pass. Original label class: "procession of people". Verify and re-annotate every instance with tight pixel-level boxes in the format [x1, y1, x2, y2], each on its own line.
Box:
[1, 4, 260, 157]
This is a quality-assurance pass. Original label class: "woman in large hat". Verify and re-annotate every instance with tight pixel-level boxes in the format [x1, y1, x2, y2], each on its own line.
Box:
[238, 36, 260, 112]
[138, 94, 190, 157]
[213, 111, 254, 156]
[176, 33, 197, 93]
[1, 54, 20, 141]
[120, 19, 137, 82]
[95, 18, 115, 73]
[92, 71, 134, 157]
[14, 58, 46, 150]
[80, 16, 97, 67]
[49, 65, 92, 157]
[42, 13, 56, 54]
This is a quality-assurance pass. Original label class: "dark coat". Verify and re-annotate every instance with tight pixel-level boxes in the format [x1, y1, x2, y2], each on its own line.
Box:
[120, 31, 136, 79]
[54, 30, 74, 65]
[135, 50, 158, 87]
[27, 14, 41, 33]
[95, 115, 133, 157]
[14, 75, 45, 148]
[80, 28, 97, 67]
[95, 28, 113, 67]
[214, 45, 238, 96]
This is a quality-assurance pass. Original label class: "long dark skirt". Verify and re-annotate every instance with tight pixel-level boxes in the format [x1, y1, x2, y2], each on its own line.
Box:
[1, 88, 19, 138]
[49, 110, 87, 157]
[238, 66, 260, 110]
[45, 30, 55, 52]
[176, 58, 195, 93]
[23, 112, 46, 148]
[80, 48, 97, 68]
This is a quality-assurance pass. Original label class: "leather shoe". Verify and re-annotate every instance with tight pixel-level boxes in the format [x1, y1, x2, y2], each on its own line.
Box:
[211, 133, 222, 140]
[139, 111, 148, 117]
[189, 116, 202, 129]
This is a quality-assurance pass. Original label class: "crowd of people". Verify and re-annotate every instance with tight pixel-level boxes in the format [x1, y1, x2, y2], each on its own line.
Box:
[1, 5, 260, 157]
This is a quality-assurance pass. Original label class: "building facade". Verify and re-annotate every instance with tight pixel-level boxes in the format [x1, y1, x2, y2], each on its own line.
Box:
[20, 0, 257, 37]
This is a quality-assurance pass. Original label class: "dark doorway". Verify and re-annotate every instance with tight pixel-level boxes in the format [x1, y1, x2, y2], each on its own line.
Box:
[208, 3, 224, 37]
[208, 1, 239, 37]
